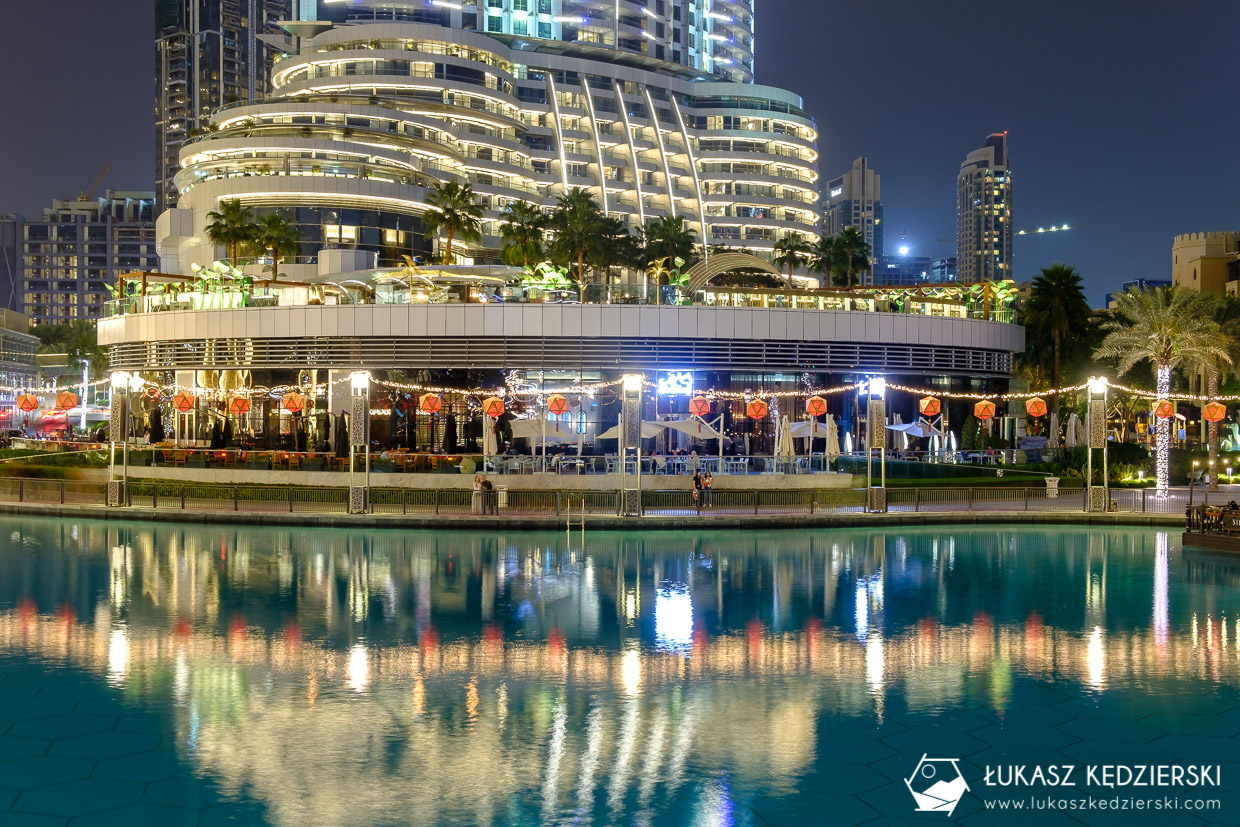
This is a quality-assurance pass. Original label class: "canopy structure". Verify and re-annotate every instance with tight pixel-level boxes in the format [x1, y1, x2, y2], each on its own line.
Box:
[886, 421, 942, 439]
[789, 419, 827, 439]
[509, 417, 577, 442]
[662, 417, 722, 441]
[596, 421, 666, 440]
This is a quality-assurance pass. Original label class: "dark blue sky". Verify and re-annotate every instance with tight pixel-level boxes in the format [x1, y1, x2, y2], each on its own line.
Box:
[1, 0, 1235, 305]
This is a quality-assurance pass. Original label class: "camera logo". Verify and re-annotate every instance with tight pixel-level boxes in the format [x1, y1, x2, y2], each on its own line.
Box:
[905, 755, 970, 816]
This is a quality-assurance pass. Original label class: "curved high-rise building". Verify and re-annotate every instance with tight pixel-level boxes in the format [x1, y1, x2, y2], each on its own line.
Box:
[157, 0, 818, 274]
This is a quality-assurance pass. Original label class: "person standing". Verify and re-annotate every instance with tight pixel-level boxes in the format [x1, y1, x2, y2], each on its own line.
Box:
[692, 470, 703, 508]
[472, 474, 484, 514]
[481, 475, 497, 515]
[702, 470, 713, 508]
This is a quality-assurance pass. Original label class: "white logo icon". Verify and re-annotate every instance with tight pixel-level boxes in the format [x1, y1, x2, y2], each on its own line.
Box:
[905, 755, 970, 816]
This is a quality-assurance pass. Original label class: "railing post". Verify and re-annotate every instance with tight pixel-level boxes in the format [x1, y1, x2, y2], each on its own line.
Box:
[234, 486, 238, 511]
[60, 480, 65, 505]
[914, 488, 921, 513]
[1024, 488, 1030, 511]
[1142, 488, 1147, 513]
[967, 488, 973, 512]
[809, 490, 815, 515]
[154, 485, 158, 509]
[556, 491, 562, 516]
[434, 489, 439, 515]
[754, 491, 760, 515]
[180, 485, 185, 510]
[402, 488, 407, 516]
[288, 486, 293, 512]
[17, 480, 23, 503]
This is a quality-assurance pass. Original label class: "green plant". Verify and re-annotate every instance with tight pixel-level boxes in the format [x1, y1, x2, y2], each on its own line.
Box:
[423, 181, 483, 263]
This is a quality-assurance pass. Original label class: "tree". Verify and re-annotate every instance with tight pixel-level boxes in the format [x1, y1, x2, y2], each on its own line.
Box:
[423, 181, 482, 263]
[34, 320, 108, 380]
[642, 215, 697, 266]
[808, 235, 840, 287]
[835, 226, 871, 287]
[497, 201, 547, 268]
[251, 213, 300, 283]
[1096, 286, 1232, 491]
[549, 188, 606, 284]
[205, 199, 255, 265]
[773, 235, 809, 287]
[1022, 264, 1091, 416]
[593, 216, 642, 282]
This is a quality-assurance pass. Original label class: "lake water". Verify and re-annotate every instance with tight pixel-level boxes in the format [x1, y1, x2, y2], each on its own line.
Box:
[0, 518, 1237, 826]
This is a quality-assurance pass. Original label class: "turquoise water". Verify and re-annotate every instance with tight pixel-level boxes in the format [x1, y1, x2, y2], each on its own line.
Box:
[0, 519, 1237, 826]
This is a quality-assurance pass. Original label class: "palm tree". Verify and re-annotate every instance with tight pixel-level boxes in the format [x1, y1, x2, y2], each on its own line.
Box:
[773, 235, 809, 288]
[1022, 264, 1091, 416]
[549, 188, 605, 283]
[34, 320, 108, 380]
[1199, 295, 1240, 490]
[251, 213, 300, 283]
[1097, 287, 1232, 492]
[808, 235, 840, 287]
[423, 181, 483, 263]
[642, 215, 697, 266]
[836, 226, 871, 287]
[205, 199, 255, 266]
[497, 201, 547, 268]
[594, 216, 642, 282]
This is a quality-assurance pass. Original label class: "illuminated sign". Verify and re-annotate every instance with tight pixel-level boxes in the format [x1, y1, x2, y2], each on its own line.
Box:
[656, 371, 694, 395]
[829, 187, 843, 198]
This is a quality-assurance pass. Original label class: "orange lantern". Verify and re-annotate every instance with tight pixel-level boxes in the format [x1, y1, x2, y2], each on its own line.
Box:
[282, 391, 305, 414]
[144, 386, 161, 400]
[15, 394, 37, 413]
[746, 398, 769, 420]
[689, 396, 712, 417]
[419, 393, 442, 415]
[974, 399, 996, 420]
[547, 394, 569, 415]
[172, 391, 195, 413]
[805, 396, 827, 417]
[1025, 397, 1047, 418]
[228, 396, 251, 416]
[1153, 398, 1174, 419]
[482, 396, 505, 418]
[919, 396, 941, 417]
[1203, 401, 1227, 423]
[55, 391, 78, 410]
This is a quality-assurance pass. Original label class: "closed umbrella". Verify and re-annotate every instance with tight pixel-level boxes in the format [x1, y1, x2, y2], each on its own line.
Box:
[1049, 411, 1060, 448]
[825, 414, 841, 459]
[778, 415, 795, 465]
[444, 413, 458, 454]
[482, 414, 498, 459]
[149, 406, 165, 444]
[893, 413, 907, 450]
[1065, 413, 1080, 448]
[1075, 414, 1087, 446]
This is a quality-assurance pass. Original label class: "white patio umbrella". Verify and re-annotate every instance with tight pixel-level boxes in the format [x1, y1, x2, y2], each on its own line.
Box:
[663, 417, 723, 441]
[893, 413, 908, 450]
[1074, 414, 1087, 446]
[1049, 411, 1060, 447]
[1065, 413, 1080, 448]
[843, 431, 853, 454]
[595, 420, 666, 440]
[510, 417, 576, 443]
[778, 415, 796, 461]
[825, 414, 841, 459]
[482, 414, 498, 458]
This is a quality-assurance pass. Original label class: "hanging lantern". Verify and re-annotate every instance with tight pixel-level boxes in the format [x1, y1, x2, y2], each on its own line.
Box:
[144, 386, 161, 400]
[15, 394, 37, 413]
[282, 391, 305, 414]
[805, 396, 827, 417]
[547, 394, 569, 415]
[919, 396, 941, 417]
[482, 396, 505, 418]
[1153, 398, 1174, 419]
[1203, 401, 1227, 423]
[55, 391, 78, 411]
[172, 391, 196, 413]
[974, 399, 996, 420]
[419, 393, 442, 415]
[1025, 397, 1047, 418]
[689, 396, 712, 417]
[228, 396, 251, 416]
[746, 398, 769, 420]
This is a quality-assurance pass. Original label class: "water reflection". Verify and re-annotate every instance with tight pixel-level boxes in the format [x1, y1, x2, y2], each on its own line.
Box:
[0, 519, 1236, 825]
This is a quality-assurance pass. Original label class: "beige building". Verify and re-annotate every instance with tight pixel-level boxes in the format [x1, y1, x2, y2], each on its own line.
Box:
[1171, 232, 1240, 297]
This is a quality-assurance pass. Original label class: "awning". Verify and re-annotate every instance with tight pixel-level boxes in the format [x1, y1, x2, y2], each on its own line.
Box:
[596, 421, 666, 440]
[661, 417, 722, 440]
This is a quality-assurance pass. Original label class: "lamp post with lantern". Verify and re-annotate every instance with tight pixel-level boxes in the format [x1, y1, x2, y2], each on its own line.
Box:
[1085, 376, 1109, 512]
[348, 371, 370, 513]
[865, 377, 887, 513]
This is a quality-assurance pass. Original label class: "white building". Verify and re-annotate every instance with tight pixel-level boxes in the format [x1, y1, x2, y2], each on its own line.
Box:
[157, 1, 820, 276]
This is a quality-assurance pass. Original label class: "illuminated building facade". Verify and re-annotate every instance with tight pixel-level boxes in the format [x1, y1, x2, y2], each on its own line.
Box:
[823, 156, 882, 269]
[956, 133, 1012, 283]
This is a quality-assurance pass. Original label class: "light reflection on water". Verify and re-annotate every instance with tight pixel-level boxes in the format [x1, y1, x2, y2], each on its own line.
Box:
[0, 519, 1237, 825]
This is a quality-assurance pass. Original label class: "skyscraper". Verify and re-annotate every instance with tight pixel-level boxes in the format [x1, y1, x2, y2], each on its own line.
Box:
[155, 0, 291, 213]
[159, 0, 820, 273]
[823, 156, 883, 260]
[956, 133, 1012, 283]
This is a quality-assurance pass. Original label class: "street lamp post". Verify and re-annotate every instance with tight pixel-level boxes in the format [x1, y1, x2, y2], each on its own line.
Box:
[865, 377, 887, 513]
[348, 371, 370, 514]
[619, 374, 644, 516]
[107, 372, 132, 507]
[1085, 376, 1108, 512]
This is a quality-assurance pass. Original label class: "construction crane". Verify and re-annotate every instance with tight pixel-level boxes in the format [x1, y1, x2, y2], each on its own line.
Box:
[77, 161, 110, 202]
[934, 224, 1078, 244]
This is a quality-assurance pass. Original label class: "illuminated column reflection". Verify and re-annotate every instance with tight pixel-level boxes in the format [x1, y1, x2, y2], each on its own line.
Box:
[1154, 532, 1169, 647]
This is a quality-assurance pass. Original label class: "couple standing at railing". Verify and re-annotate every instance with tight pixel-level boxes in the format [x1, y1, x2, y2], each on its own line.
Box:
[472, 474, 498, 515]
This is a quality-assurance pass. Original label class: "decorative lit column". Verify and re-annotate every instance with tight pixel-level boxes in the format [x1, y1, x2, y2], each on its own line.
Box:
[348, 371, 370, 514]
[619, 374, 644, 517]
[866, 377, 887, 513]
[107, 372, 131, 507]
[1085, 376, 1108, 512]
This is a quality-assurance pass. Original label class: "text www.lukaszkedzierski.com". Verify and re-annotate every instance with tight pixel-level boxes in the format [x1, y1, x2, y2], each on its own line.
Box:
[984, 796, 1220, 811]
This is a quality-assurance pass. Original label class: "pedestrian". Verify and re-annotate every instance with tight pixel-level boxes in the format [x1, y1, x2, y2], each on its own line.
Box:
[481, 475, 497, 514]
[692, 469, 703, 507]
[472, 473, 484, 514]
[702, 470, 713, 508]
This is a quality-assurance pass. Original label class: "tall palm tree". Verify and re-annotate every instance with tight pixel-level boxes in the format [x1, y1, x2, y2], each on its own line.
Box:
[1199, 295, 1240, 490]
[1022, 264, 1091, 416]
[497, 201, 547, 268]
[594, 216, 641, 282]
[549, 188, 605, 284]
[642, 215, 697, 266]
[252, 213, 301, 283]
[1097, 287, 1232, 492]
[808, 235, 839, 287]
[836, 226, 872, 287]
[205, 199, 255, 266]
[773, 235, 809, 288]
[423, 181, 483, 263]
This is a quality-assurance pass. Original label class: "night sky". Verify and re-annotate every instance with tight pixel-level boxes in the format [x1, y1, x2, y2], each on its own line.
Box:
[1, 0, 1235, 305]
